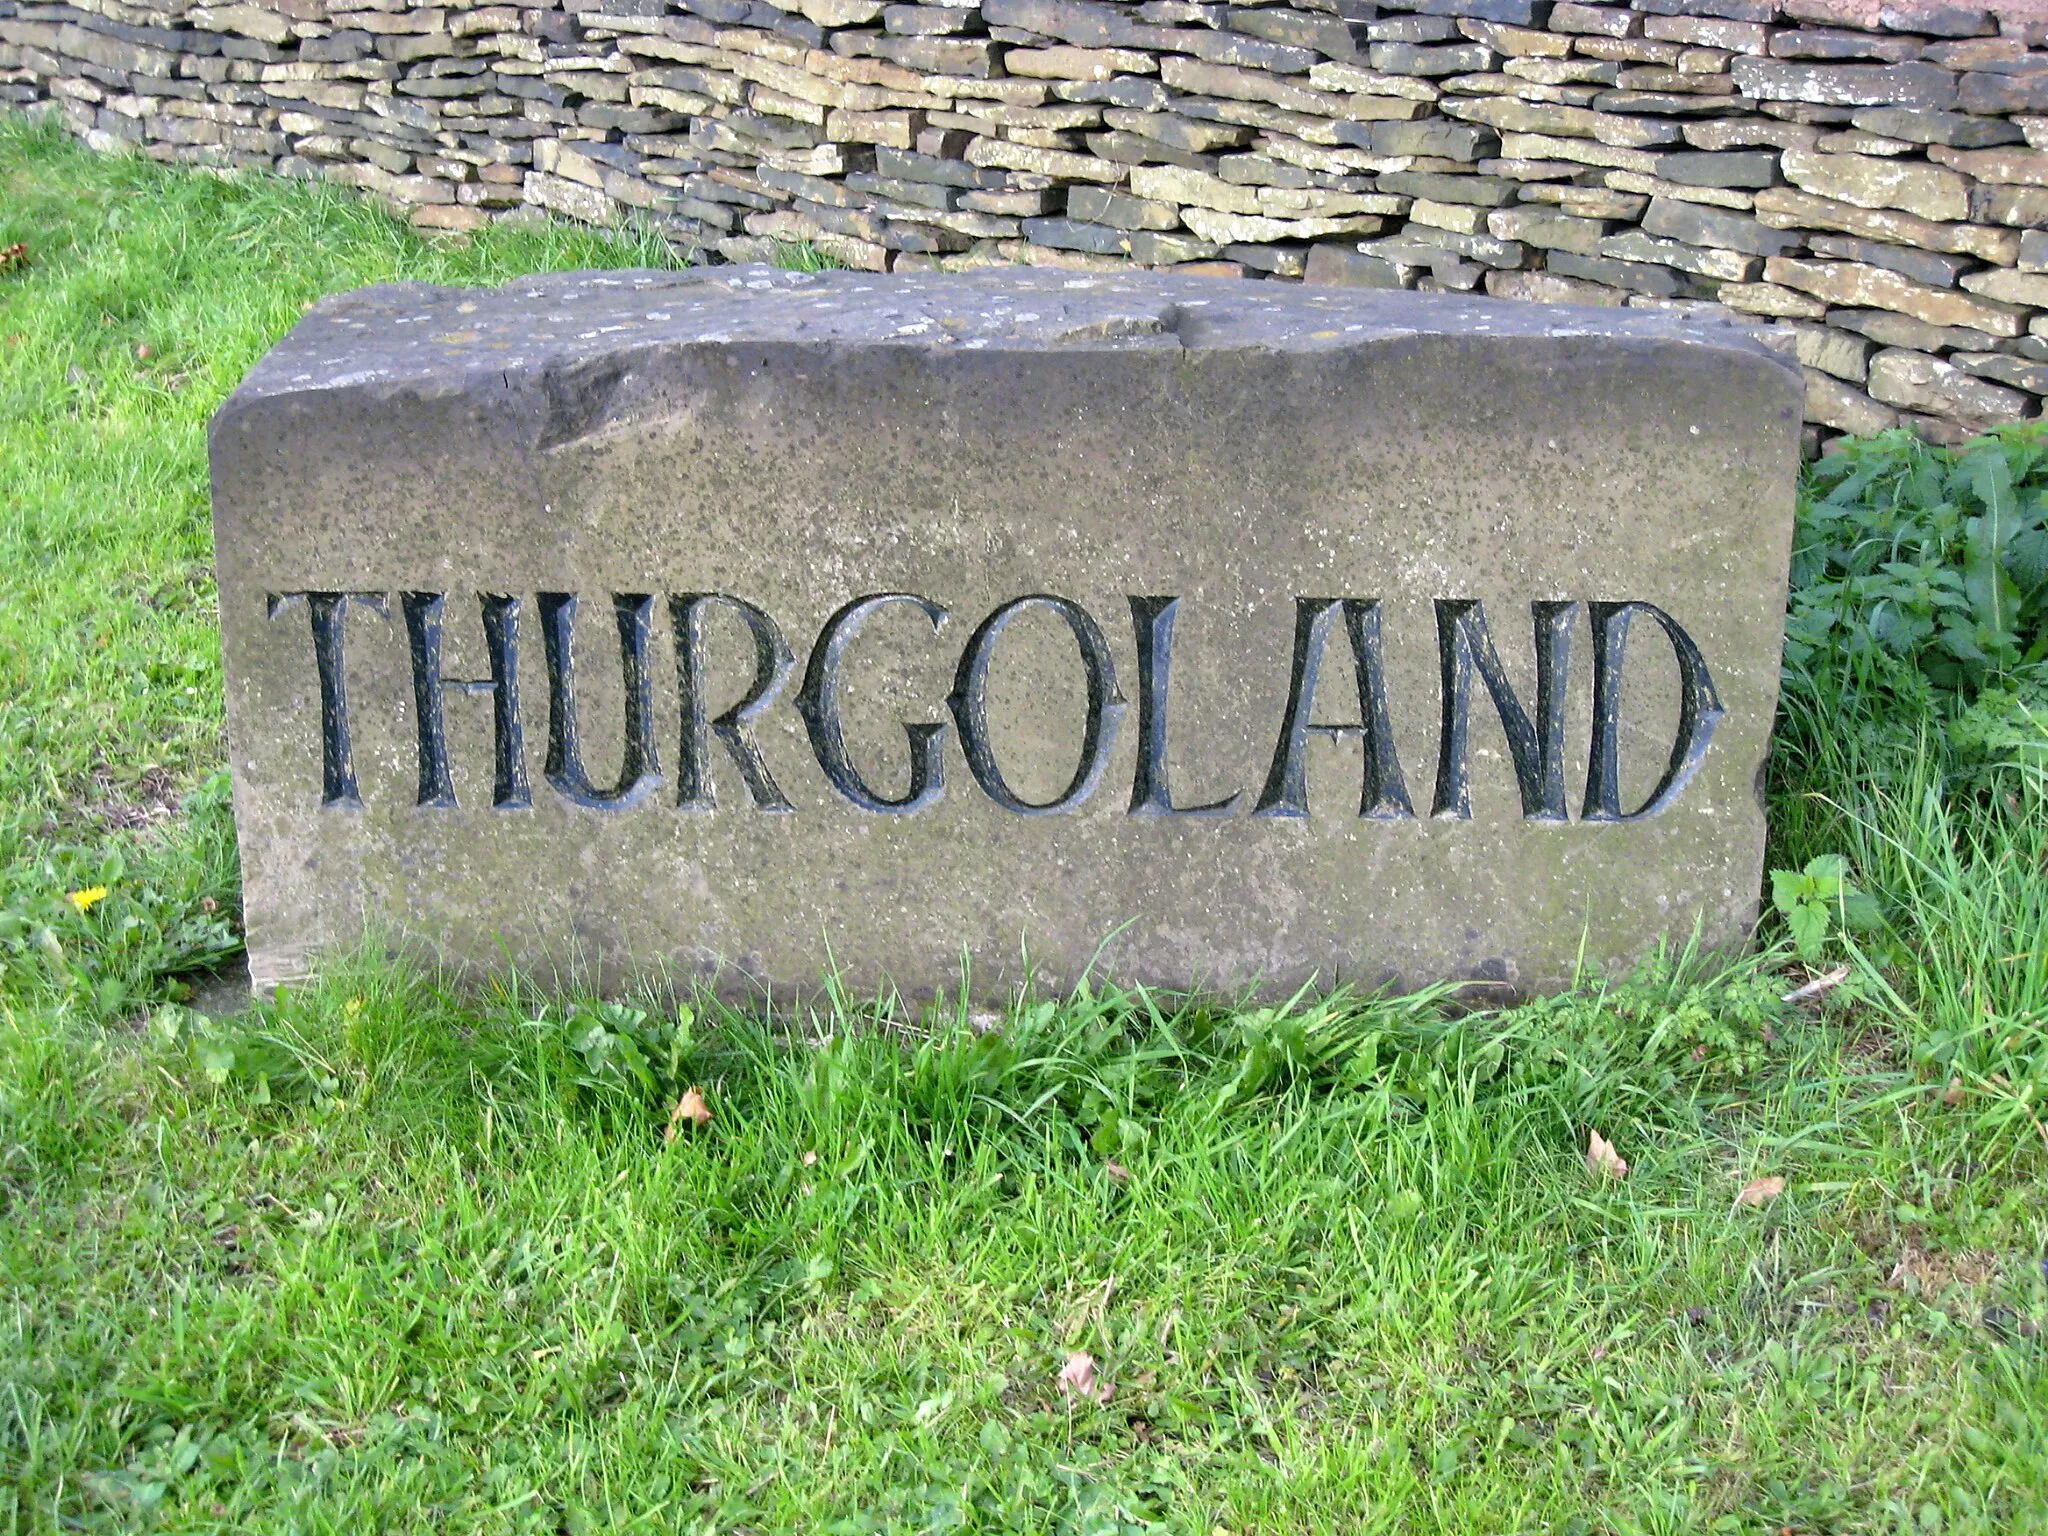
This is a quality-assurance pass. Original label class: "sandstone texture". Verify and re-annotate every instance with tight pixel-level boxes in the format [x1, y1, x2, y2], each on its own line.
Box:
[211, 267, 1801, 999]
[15, 0, 2048, 448]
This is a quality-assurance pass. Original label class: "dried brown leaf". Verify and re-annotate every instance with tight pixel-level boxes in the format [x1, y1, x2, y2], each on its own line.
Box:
[665, 1085, 713, 1142]
[1735, 1174, 1786, 1208]
[1586, 1128, 1628, 1181]
[1057, 1350, 1111, 1404]
[1781, 966, 1848, 1005]
[1103, 1160, 1130, 1185]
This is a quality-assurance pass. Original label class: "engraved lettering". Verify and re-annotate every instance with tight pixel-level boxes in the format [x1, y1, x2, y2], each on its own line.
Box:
[402, 592, 529, 810]
[267, 584, 1723, 826]
[269, 590, 388, 810]
[671, 593, 794, 813]
[1256, 598, 1413, 821]
[537, 592, 662, 811]
[1581, 601, 1724, 822]
[796, 593, 949, 814]
[1127, 596, 1239, 818]
[949, 594, 1126, 816]
[1432, 599, 1576, 822]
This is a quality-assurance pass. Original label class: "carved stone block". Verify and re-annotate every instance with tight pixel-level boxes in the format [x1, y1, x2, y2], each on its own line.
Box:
[211, 266, 1802, 999]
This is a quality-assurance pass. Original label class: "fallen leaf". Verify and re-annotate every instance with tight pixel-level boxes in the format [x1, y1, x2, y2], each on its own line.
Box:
[665, 1085, 712, 1142]
[0, 243, 26, 274]
[1057, 1350, 1111, 1404]
[1942, 1077, 1965, 1107]
[1103, 1160, 1130, 1185]
[1735, 1174, 1786, 1208]
[1586, 1129, 1628, 1181]
[1781, 965, 1848, 1005]
[801, 1149, 818, 1166]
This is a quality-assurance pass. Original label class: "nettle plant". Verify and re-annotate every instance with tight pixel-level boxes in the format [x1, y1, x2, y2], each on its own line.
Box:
[1771, 855, 1883, 964]
[1768, 428, 2048, 967]
[1788, 427, 2048, 711]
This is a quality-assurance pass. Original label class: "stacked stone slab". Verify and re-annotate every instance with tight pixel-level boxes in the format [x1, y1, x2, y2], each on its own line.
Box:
[10, 0, 2048, 446]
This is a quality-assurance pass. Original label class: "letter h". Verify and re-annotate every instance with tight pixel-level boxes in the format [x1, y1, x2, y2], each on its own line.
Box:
[402, 592, 529, 809]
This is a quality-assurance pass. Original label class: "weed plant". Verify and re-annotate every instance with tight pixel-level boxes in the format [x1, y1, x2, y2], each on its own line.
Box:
[3, 115, 2047, 1533]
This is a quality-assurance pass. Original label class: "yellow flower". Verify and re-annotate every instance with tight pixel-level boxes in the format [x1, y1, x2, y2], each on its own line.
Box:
[68, 886, 109, 913]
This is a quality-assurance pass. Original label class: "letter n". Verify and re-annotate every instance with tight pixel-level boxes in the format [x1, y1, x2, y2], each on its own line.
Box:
[1432, 599, 1576, 822]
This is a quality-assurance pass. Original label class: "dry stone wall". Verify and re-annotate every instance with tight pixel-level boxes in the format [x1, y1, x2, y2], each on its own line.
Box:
[11, 0, 2048, 445]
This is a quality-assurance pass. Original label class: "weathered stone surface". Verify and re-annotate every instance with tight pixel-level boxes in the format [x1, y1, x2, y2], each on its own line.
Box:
[1068, 184, 1182, 230]
[1957, 69, 2048, 115]
[1684, 117, 1824, 152]
[1379, 170, 1521, 204]
[1180, 206, 1383, 242]
[1482, 265, 1632, 303]
[1953, 349, 2048, 395]
[1757, 317, 1872, 380]
[1808, 231, 1973, 287]
[1605, 172, 1757, 211]
[1764, 255, 2029, 335]
[1654, 149, 1782, 188]
[1399, 224, 1530, 266]
[1970, 182, 2048, 229]
[1827, 306, 1998, 353]
[1866, 345, 2033, 422]
[1720, 280, 1831, 318]
[1301, 242, 1413, 286]
[1486, 206, 1610, 253]
[1601, 227, 1763, 279]
[212, 267, 1800, 999]
[1411, 197, 1491, 233]
[1730, 58, 1960, 110]
[1551, 3, 1638, 39]
[1547, 248, 1688, 295]
[1642, 194, 1801, 256]
[1753, 185, 2020, 262]
[1959, 266, 2048, 307]
[1129, 228, 1224, 263]
[1848, 106, 2021, 148]
[1377, 0, 1548, 26]
[1927, 143, 2048, 185]
[1021, 216, 1133, 254]
[1801, 367, 1899, 434]
[1770, 30, 1922, 64]
[1779, 147, 1971, 221]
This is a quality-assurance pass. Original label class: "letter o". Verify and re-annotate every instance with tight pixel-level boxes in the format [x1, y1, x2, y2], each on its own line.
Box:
[947, 595, 1126, 815]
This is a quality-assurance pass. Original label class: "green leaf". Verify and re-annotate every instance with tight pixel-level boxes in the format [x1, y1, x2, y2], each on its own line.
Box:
[196, 1038, 236, 1085]
[1963, 511, 2022, 649]
[2009, 525, 2048, 594]
[1840, 891, 1884, 932]
[1769, 868, 1807, 918]
[1787, 901, 1829, 961]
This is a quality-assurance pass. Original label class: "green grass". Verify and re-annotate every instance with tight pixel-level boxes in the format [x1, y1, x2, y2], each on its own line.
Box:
[4, 114, 2048, 1535]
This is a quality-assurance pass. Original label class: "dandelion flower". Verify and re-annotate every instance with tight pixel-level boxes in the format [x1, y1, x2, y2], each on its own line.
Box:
[68, 886, 109, 913]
